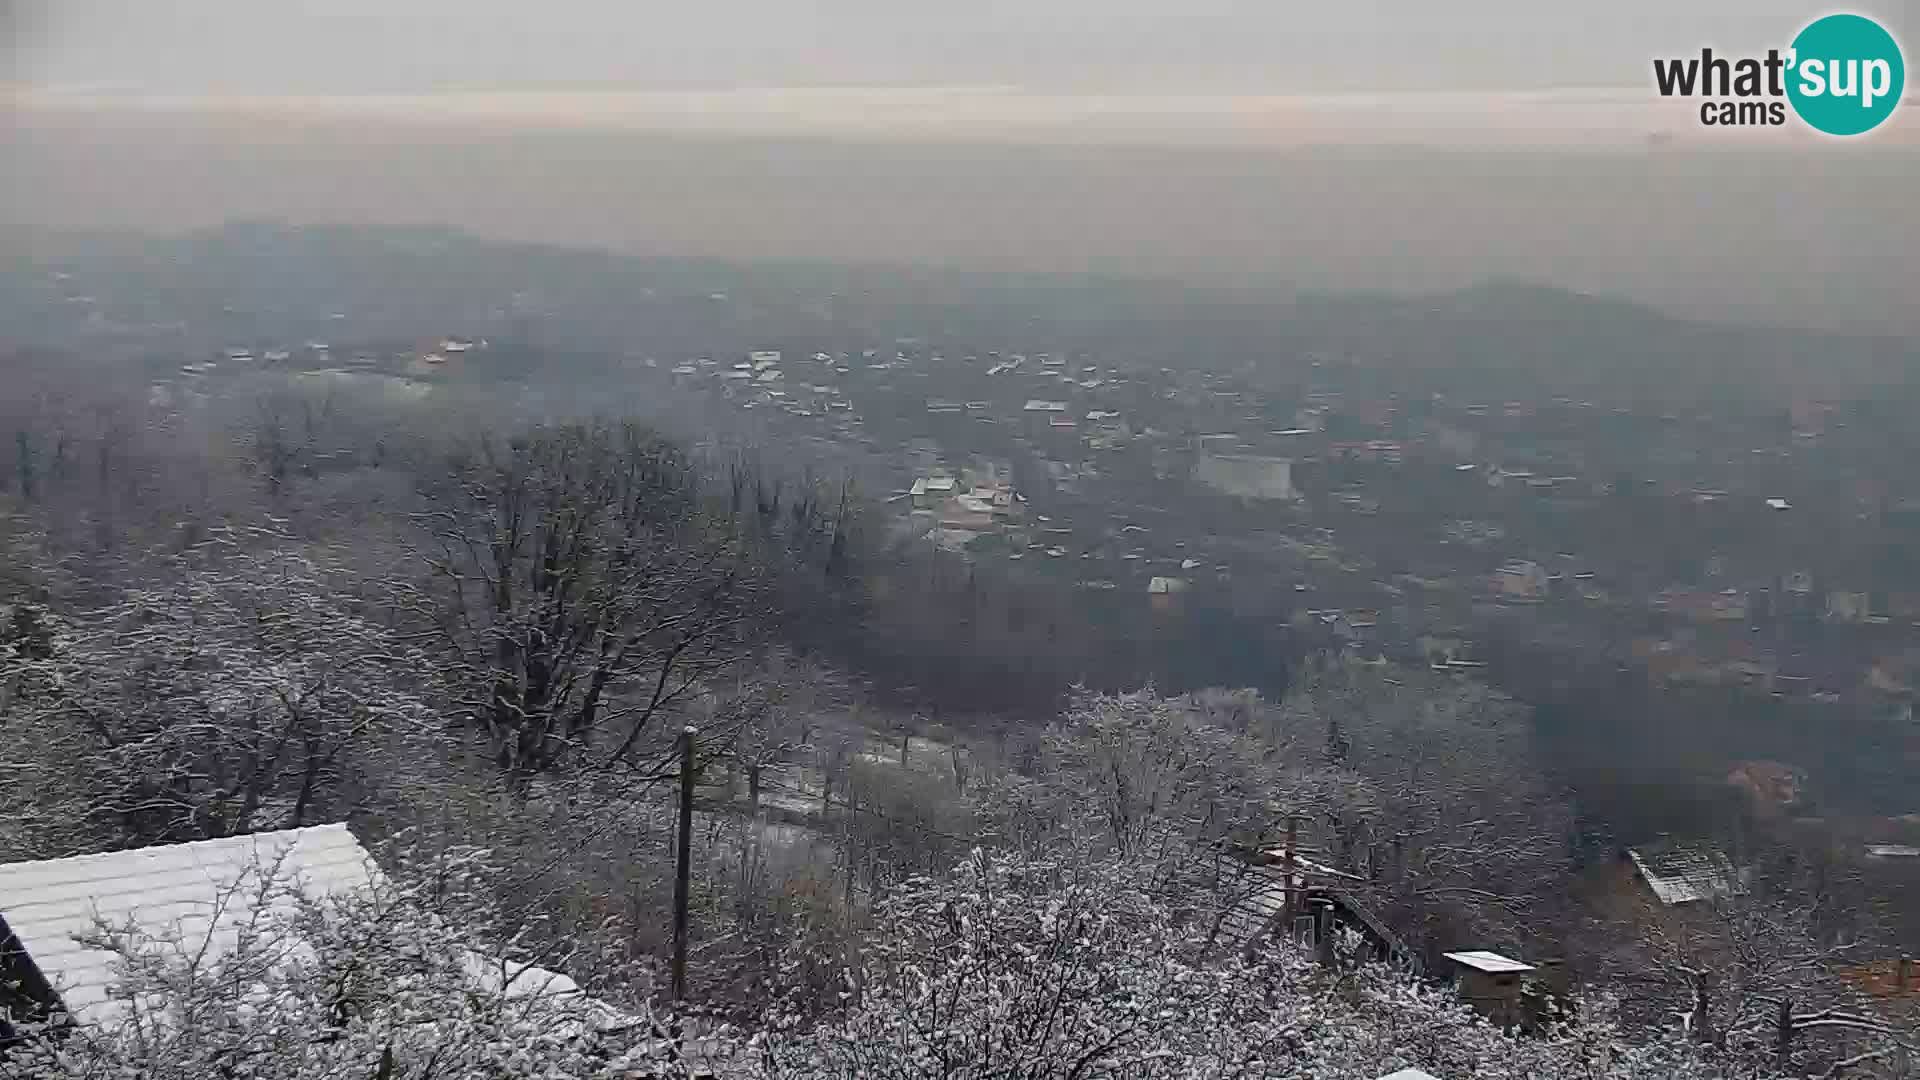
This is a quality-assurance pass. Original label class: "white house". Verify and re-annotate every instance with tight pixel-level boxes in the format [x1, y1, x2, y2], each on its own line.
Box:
[0, 825, 606, 1031]
[1194, 454, 1297, 501]
[1492, 561, 1549, 601]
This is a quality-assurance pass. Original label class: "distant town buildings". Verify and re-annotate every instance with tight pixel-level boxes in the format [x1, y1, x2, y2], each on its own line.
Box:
[1148, 575, 1190, 613]
[1827, 591, 1873, 623]
[1491, 561, 1549, 602]
[1195, 454, 1298, 501]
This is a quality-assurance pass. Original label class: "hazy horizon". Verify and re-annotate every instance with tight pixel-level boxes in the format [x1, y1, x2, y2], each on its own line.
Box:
[6, 2, 1918, 337]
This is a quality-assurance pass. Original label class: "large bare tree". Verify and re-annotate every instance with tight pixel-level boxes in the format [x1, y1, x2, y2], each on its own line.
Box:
[413, 420, 758, 784]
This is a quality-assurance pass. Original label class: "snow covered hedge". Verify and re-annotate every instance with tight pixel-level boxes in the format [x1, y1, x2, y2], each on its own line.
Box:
[10, 848, 1786, 1080]
[744, 850, 1775, 1080]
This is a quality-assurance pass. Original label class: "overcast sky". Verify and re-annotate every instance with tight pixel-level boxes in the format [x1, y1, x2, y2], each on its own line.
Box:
[5, 2, 1916, 337]
[8, 1, 1899, 95]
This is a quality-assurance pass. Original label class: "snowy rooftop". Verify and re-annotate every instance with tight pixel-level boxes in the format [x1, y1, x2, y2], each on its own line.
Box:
[1443, 950, 1534, 975]
[0, 825, 376, 1025]
[0, 825, 602, 1028]
[1628, 845, 1746, 906]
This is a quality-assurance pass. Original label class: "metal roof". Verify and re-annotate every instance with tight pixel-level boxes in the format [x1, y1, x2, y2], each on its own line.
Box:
[1627, 845, 1745, 906]
[1443, 950, 1534, 975]
[0, 824, 376, 1025]
[0, 827, 611, 1031]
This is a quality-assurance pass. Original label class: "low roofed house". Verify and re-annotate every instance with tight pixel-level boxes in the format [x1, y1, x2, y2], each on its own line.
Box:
[1194, 454, 1297, 500]
[911, 475, 959, 509]
[1148, 576, 1189, 614]
[1443, 951, 1535, 1027]
[0, 825, 375, 1029]
[0, 825, 611, 1035]
[1626, 842, 1747, 906]
[1726, 760, 1805, 817]
[1491, 560, 1549, 601]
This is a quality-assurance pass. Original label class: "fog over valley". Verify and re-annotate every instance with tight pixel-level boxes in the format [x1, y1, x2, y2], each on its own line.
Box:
[6, 107, 1917, 338]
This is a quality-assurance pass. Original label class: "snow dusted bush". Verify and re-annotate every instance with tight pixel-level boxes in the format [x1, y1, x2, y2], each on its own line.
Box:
[748, 848, 1295, 1078]
[5, 842, 1802, 1080]
[744, 850, 1784, 1080]
[0, 539, 442, 856]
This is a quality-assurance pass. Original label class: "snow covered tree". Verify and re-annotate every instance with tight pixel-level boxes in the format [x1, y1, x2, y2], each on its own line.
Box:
[411, 420, 759, 784]
[0, 534, 438, 855]
[750, 848, 1301, 1079]
[743, 848, 1785, 1080]
[1611, 840, 1917, 1075]
[1271, 657, 1577, 958]
[1039, 687, 1296, 867]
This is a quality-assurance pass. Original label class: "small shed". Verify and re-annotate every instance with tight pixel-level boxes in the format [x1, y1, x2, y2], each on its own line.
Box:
[1443, 950, 1535, 1026]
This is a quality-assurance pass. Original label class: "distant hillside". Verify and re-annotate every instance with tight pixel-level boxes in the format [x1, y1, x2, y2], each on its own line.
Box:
[1269, 280, 1918, 409]
[6, 222, 1914, 411]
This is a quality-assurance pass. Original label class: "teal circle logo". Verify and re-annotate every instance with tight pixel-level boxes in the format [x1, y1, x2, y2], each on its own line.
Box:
[1786, 14, 1905, 135]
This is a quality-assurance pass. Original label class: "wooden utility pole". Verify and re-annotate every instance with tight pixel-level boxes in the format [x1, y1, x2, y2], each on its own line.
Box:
[1312, 899, 1335, 969]
[672, 726, 697, 1002]
[1280, 816, 1300, 932]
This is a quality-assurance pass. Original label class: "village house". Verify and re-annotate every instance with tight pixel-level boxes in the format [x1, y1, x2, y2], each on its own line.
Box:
[1656, 587, 1751, 623]
[1491, 560, 1549, 602]
[1867, 651, 1920, 696]
[910, 474, 959, 509]
[0, 825, 618, 1036]
[1147, 576, 1189, 614]
[1194, 453, 1298, 501]
[1826, 590, 1872, 623]
[1624, 842, 1747, 907]
[1726, 760, 1805, 817]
